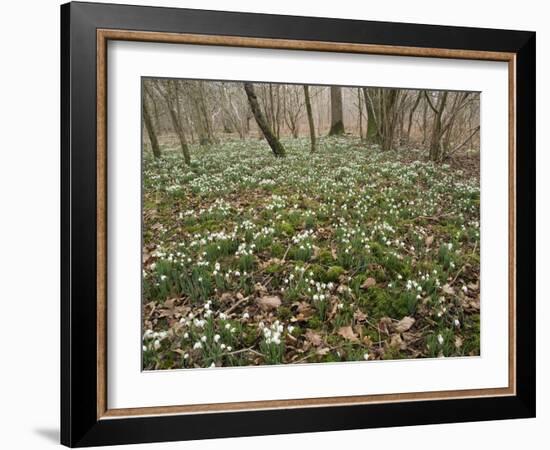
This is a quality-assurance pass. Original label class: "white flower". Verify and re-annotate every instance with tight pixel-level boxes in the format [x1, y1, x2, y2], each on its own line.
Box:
[183, 332, 189, 339]
[142, 345, 147, 352]
[210, 362, 216, 368]
[220, 343, 226, 350]
[287, 325, 295, 334]
[219, 313, 226, 320]
[242, 312, 250, 319]
[193, 341, 202, 350]
[227, 346, 232, 352]
[201, 335, 207, 342]
[454, 319, 460, 327]
[183, 353, 189, 359]
[437, 334, 444, 345]
[363, 353, 369, 361]
[214, 334, 221, 343]
[153, 339, 161, 350]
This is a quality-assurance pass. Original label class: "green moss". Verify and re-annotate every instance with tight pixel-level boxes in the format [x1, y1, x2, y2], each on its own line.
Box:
[318, 249, 334, 265]
[270, 242, 285, 258]
[276, 221, 295, 237]
[325, 265, 346, 282]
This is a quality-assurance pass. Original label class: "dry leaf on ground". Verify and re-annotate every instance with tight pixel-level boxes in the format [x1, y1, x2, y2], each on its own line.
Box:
[395, 316, 415, 333]
[338, 326, 359, 342]
[257, 295, 282, 310]
[361, 277, 376, 289]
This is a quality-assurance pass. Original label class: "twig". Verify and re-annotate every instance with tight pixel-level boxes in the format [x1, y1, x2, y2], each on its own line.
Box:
[281, 243, 292, 262]
[223, 295, 251, 316]
[411, 213, 455, 223]
[291, 344, 348, 364]
[451, 266, 465, 285]
[225, 347, 263, 357]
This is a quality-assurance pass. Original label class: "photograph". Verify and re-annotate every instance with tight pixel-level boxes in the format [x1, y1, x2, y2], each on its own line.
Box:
[141, 78, 482, 370]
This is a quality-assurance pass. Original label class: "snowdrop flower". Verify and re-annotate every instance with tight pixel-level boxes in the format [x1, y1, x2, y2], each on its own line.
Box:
[183, 332, 189, 339]
[183, 353, 189, 360]
[227, 346, 232, 352]
[214, 334, 221, 343]
[242, 312, 250, 319]
[219, 313, 226, 320]
[210, 362, 216, 368]
[193, 341, 202, 350]
[142, 345, 147, 352]
[454, 319, 461, 327]
[220, 343, 226, 350]
[462, 285, 468, 293]
[363, 353, 369, 361]
[287, 325, 295, 334]
[437, 334, 444, 345]
[200, 335, 207, 342]
[153, 340, 161, 350]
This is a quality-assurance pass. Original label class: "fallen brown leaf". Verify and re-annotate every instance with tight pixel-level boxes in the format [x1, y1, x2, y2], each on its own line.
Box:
[442, 284, 455, 295]
[257, 295, 282, 310]
[361, 277, 376, 289]
[395, 316, 415, 333]
[354, 310, 368, 322]
[338, 326, 359, 342]
[305, 330, 323, 347]
[425, 235, 434, 247]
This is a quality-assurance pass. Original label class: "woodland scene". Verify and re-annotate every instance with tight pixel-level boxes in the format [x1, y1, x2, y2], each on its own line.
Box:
[141, 78, 481, 370]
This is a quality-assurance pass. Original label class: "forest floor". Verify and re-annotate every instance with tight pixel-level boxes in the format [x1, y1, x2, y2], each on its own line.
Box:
[142, 136, 480, 370]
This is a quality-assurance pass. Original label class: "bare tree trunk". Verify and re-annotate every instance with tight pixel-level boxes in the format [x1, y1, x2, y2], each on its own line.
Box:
[142, 98, 161, 158]
[154, 80, 191, 165]
[244, 83, 286, 157]
[329, 86, 345, 135]
[379, 89, 401, 151]
[406, 91, 422, 142]
[357, 88, 364, 140]
[363, 87, 379, 143]
[425, 91, 448, 162]
[303, 85, 317, 153]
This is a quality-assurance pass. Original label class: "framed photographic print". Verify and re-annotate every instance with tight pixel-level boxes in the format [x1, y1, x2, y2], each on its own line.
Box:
[60, 1, 536, 447]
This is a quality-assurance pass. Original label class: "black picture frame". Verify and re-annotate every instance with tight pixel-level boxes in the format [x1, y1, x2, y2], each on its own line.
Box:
[61, 1, 536, 447]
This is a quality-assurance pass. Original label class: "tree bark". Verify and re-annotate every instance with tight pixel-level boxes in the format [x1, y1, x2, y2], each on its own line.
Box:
[363, 87, 379, 143]
[244, 83, 286, 157]
[154, 80, 191, 165]
[425, 91, 448, 162]
[142, 93, 161, 159]
[379, 89, 400, 151]
[406, 91, 422, 142]
[303, 85, 317, 153]
[329, 86, 345, 135]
